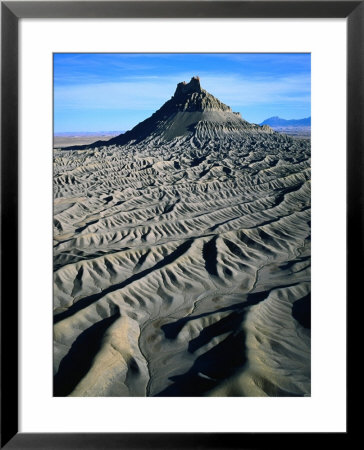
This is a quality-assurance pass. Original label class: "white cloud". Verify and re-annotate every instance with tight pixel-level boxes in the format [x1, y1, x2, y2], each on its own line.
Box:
[200, 73, 310, 106]
[54, 72, 310, 112]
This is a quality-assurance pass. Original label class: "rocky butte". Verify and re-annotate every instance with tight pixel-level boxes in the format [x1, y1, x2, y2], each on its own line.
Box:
[63, 76, 273, 150]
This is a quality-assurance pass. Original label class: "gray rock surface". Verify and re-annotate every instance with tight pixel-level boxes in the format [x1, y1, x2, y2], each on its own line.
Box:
[53, 78, 311, 397]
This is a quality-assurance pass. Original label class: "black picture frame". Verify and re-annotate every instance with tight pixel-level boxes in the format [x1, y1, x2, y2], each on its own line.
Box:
[1, 1, 358, 448]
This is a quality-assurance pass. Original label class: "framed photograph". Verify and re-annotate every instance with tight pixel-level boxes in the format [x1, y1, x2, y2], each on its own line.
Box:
[1, 1, 358, 448]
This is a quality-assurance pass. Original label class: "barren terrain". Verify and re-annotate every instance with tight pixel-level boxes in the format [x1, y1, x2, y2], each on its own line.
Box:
[53, 77, 311, 396]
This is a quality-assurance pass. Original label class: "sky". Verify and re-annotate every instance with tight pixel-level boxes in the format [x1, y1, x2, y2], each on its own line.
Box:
[53, 53, 311, 133]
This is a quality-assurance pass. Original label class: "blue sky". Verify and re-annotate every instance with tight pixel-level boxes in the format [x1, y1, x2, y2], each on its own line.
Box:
[54, 53, 310, 133]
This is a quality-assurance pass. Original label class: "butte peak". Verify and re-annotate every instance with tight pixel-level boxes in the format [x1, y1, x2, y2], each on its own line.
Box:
[174, 76, 202, 96]
[171, 76, 232, 112]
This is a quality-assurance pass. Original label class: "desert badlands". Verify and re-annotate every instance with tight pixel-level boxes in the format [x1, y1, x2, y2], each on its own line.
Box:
[53, 77, 311, 397]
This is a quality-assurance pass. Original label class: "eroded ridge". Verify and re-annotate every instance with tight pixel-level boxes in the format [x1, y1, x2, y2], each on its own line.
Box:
[53, 77, 311, 397]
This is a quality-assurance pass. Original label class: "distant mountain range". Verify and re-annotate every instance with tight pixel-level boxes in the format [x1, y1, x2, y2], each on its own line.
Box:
[260, 116, 311, 127]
